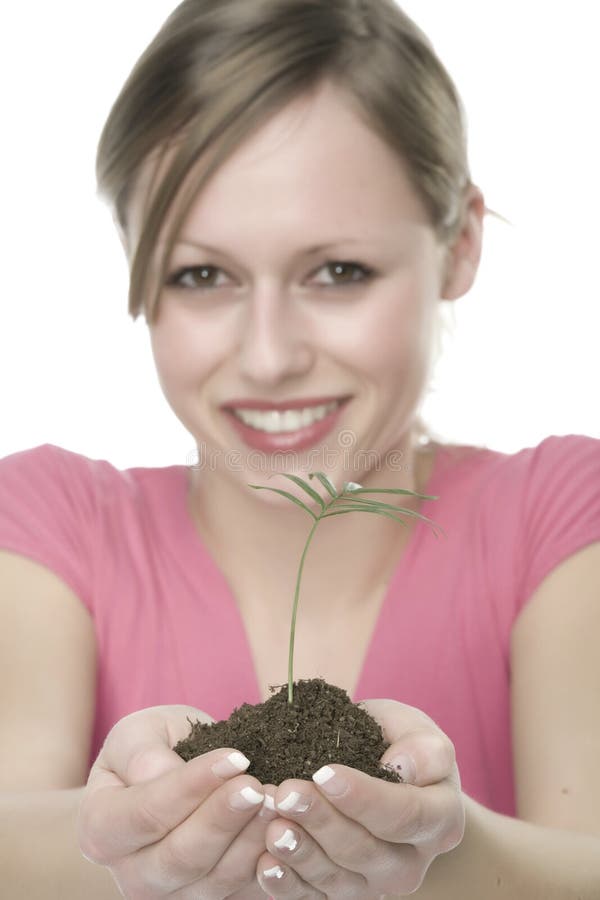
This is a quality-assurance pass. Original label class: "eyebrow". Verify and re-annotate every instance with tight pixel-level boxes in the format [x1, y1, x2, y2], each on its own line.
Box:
[174, 238, 366, 254]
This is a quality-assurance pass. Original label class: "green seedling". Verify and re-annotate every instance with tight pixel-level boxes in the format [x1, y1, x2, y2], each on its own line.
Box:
[249, 471, 444, 704]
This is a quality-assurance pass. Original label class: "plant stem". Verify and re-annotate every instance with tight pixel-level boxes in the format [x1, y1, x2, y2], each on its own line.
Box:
[288, 516, 321, 704]
[253, 472, 439, 706]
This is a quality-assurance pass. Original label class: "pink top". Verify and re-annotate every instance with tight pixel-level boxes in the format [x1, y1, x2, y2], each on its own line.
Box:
[1, 435, 599, 816]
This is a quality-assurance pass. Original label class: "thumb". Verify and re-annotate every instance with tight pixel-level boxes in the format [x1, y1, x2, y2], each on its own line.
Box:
[359, 699, 458, 788]
[378, 728, 458, 787]
[94, 704, 216, 786]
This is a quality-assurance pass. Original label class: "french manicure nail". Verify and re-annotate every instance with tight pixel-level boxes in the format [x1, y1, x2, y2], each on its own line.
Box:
[277, 790, 311, 812]
[263, 864, 285, 879]
[259, 792, 277, 818]
[274, 827, 298, 851]
[211, 751, 251, 778]
[230, 785, 264, 810]
[312, 765, 348, 796]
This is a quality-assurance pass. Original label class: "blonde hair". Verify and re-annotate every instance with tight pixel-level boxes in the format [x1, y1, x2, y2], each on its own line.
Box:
[95, 0, 507, 446]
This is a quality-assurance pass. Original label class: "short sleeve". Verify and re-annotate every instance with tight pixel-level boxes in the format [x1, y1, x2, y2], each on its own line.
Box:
[518, 434, 600, 605]
[0, 443, 99, 613]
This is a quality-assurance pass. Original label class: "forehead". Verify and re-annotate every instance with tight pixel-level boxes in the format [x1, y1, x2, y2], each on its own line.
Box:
[127, 81, 430, 251]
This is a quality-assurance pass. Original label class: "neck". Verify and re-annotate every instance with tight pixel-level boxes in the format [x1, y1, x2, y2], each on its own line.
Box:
[187, 439, 438, 621]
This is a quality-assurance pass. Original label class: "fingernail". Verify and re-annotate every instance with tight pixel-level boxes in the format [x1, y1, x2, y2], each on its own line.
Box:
[259, 792, 277, 819]
[211, 751, 251, 777]
[230, 785, 264, 810]
[263, 864, 285, 879]
[276, 790, 311, 812]
[312, 765, 348, 796]
[273, 827, 298, 851]
[383, 753, 417, 784]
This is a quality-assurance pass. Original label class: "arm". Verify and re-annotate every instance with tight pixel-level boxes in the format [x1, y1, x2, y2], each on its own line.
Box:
[413, 794, 600, 899]
[415, 541, 600, 899]
[0, 550, 122, 899]
[0, 788, 121, 900]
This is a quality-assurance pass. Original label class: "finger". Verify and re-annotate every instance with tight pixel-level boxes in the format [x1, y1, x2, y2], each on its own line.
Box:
[360, 699, 458, 787]
[79, 746, 255, 864]
[270, 776, 459, 895]
[265, 817, 367, 899]
[258, 785, 279, 823]
[270, 778, 424, 892]
[257, 849, 326, 899]
[191, 785, 279, 894]
[309, 764, 464, 849]
[122, 772, 265, 894]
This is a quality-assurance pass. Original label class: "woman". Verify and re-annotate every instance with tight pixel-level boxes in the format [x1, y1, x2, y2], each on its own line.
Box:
[1, 1, 599, 897]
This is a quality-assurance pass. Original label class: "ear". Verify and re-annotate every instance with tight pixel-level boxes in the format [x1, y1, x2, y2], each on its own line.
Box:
[440, 184, 485, 301]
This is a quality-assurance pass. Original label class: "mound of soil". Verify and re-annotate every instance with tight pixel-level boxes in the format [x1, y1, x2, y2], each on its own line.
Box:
[173, 677, 403, 785]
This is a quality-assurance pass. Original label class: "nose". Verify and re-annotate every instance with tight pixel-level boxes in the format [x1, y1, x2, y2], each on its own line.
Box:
[237, 287, 315, 386]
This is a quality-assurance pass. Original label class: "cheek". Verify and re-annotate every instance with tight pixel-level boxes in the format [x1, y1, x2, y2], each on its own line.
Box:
[332, 279, 432, 377]
[149, 311, 226, 386]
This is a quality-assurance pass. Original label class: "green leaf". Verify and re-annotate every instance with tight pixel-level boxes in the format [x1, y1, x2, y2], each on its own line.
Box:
[279, 474, 326, 511]
[308, 471, 338, 499]
[332, 495, 416, 514]
[337, 495, 432, 518]
[343, 486, 439, 501]
[248, 484, 317, 520]
[327, 498, 446, 539]
[322, 506, 409, 527]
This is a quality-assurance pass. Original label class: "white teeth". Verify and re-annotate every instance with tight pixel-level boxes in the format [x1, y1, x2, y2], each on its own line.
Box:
[300, 408, 314, 428]
[281, 410, 299, 431]
[233, 401, 340, 433]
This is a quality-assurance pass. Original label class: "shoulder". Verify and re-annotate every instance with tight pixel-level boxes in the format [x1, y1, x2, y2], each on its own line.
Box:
[486, 434, 600, 617]
[0, 446, 114, 607]
[0, 441, 112, 484]
[0, 442, 189, 553]
[506, 432, 600, 483]
[0, 442, 180, 501]
[0, 444, 182, 607]
[0, 443, 124, 520]
[510, 434, 600, 540]
[431, 434, 600, 611]
[435, 432, 600, 507]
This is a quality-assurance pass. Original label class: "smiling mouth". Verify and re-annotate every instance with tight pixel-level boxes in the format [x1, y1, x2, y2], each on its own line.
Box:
[230, 399, 344, 433]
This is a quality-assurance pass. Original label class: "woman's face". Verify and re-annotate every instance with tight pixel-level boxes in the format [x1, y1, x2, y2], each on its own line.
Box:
[127, 80, 451, 494]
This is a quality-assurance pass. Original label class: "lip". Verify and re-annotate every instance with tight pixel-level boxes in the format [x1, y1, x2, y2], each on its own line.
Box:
[223, 398, 350, 453]
[221, 395, 351, 412]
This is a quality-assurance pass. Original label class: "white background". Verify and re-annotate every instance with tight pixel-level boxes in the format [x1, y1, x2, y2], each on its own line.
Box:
[1, 2, 598, 468]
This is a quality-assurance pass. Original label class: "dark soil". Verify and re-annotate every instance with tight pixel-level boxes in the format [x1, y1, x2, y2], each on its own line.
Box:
[173, 677, 404, 785]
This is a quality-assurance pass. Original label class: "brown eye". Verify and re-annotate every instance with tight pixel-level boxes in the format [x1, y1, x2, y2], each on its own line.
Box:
[318, 262, 373, 286]
[166, 260, 374, 292]
[167, 265, 225, 289]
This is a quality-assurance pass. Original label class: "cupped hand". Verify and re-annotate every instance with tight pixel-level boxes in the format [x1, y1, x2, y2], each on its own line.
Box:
[77, 705, 279, 899]
[255, 699, 465, 898]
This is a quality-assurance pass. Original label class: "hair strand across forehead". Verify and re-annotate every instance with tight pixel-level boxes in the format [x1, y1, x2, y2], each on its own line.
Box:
[95, 0, 506, 446]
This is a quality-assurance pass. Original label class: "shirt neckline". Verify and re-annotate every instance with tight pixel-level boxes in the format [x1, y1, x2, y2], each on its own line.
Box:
[169, 443, 448, 706]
